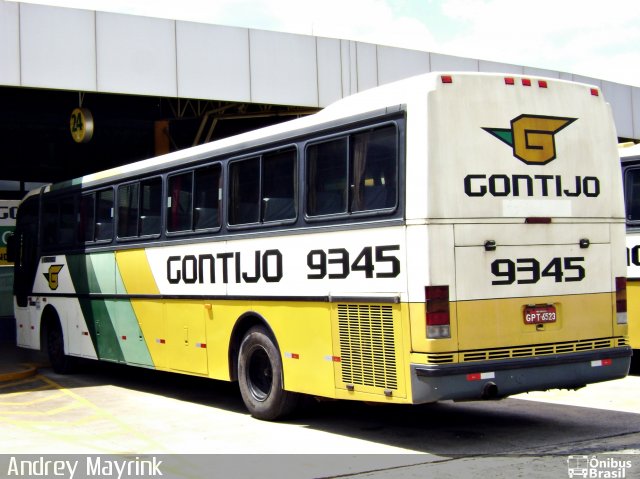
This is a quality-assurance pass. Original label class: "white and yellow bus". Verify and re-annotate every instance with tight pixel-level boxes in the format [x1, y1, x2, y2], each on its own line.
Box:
[620, 142, 640, 371]
[10, 72, 631, 420]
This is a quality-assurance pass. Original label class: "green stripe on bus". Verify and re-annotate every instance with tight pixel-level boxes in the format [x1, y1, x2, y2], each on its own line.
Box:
[113, 261, 154, 367]
[66, 254, 124, 363]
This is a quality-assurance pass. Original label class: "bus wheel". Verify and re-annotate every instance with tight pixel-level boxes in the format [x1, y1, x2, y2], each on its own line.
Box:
[47, 320, 74, 374]
[238, 326, 299, 421]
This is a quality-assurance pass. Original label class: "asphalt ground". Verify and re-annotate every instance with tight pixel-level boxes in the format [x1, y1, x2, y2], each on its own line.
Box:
[1, 338, 638, 479]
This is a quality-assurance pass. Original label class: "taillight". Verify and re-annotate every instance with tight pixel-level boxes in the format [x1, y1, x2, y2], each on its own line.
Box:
[425, 285, 450, 338]
[616, 277, 627, 325]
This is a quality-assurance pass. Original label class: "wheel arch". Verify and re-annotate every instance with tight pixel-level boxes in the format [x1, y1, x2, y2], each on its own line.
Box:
[39, 304, 62, 354]
[228, 311, 279, 382]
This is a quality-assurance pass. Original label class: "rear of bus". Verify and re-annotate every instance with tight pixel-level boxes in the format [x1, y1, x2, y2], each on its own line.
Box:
[407, 73, 631, 402]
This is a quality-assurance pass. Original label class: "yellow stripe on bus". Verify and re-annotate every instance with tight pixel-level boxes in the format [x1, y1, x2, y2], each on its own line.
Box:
[115, 250, 163, 368]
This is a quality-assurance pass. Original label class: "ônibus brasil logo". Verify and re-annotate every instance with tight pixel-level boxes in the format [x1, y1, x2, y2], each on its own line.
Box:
[483, 114, 576, 165]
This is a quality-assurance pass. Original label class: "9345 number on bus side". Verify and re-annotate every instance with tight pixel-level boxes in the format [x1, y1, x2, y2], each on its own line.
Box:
[306, 245, 400, 279]
[491, 257, 585, 285]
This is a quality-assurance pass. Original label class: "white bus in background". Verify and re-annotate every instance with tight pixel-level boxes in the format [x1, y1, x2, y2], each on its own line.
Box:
[620, 142, 640, 370]
[0, 199, 19, 318]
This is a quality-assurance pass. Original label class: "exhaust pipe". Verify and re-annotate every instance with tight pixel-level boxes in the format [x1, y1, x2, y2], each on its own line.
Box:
[481, 382, 499, 400]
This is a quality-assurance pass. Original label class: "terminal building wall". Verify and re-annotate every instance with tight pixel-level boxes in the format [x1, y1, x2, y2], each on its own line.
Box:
[0, 1, 639, 140]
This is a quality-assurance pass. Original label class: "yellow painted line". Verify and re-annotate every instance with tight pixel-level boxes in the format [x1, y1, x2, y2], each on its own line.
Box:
[0, 374, 171, 453]
[0, 401, 81, 416]
[0, 383, 56, 399]
[0, 390, 65, 406]
[0, 375, 41, 389]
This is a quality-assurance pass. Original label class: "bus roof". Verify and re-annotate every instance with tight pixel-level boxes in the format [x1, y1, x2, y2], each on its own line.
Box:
[39, 71, 602, 196]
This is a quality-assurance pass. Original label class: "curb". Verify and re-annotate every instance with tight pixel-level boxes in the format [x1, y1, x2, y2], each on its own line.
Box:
[0, 363, 38, 382]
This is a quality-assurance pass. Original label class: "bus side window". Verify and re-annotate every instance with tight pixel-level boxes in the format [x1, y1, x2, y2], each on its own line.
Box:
[194, 164, 221, 230]
[42, 200, 58, 247]
[262, 149, 296, 222]
[306, 138, 348, 216]
[118, 183, 139, 238]
[351, 125, 397, 212]
[140, 177, 162, 236]
[78, 193, 95, 243]
[95, 189, 114, 241]
[168, 172, 194, 232]
[229, 158, 260, 225]
[306, 124, 397, 218]
[58, 196, 76, 245]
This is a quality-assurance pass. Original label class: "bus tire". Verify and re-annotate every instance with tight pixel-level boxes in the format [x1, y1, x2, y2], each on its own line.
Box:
[238, 326, 299, 421]
[46, 319, 75, 374]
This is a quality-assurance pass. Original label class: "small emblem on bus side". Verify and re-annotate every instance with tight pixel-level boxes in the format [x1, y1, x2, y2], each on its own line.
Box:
[483, 114, 576, 165]
[43, 264, 64, 290]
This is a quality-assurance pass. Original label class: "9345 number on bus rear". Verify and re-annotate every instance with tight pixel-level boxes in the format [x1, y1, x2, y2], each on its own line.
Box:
[491, 257, 585, 285]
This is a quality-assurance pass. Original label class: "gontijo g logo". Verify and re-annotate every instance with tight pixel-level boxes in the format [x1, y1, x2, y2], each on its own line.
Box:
[43, 265, 64, 291]
[483, 114, 576, 165]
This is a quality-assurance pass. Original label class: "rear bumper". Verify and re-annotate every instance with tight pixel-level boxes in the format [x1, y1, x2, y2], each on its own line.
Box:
[411, 347, 632, 403]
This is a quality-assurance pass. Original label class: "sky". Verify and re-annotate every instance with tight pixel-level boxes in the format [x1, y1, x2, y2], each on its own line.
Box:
[14, 0, 640, 87]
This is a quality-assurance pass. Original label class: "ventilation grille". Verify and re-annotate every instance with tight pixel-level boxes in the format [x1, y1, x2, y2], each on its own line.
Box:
[460, 337, 625, 363]
[423, 337, 628, 365]
[338, 304, 397, 390]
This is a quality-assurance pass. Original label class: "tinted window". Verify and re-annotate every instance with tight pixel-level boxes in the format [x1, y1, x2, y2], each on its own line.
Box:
[42, 195, 77, 247]
[168, 172, 193, 232]
[194, 165, 221, 230]
[118, 183, 139, 238]
[95, 189, 114, 241]
[117, 177, 161, 238]
[229, 149, 296, 226]
[306, 124, 397, 217]
[78, 194, 95, 243]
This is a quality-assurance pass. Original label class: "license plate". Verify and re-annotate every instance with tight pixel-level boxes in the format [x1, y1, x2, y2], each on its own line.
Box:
[524, 305, 556, 324]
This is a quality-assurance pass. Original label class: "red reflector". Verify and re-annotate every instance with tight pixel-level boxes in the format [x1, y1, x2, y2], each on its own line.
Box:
[504, 77, 515, 85]
[522, 78, 531, 86]
[525, 217, 552, 224]
[603, 358, 612, 366]
[591, 88, 599, 96]
[538, 80, 548, 88]
[467, 373, 481, 381]
[441, 75, 453, 84]
[121, 336, 127, 340]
